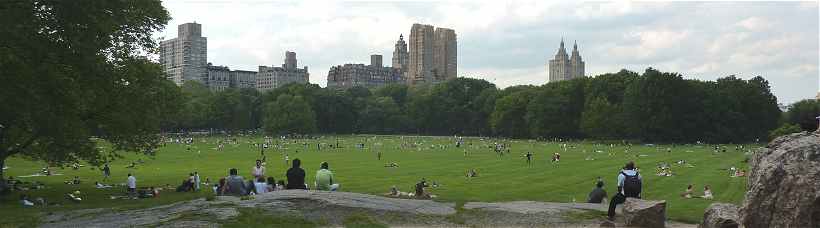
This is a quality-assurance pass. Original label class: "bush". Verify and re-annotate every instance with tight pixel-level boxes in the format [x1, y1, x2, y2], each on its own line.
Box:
[769, 123, 802, 140]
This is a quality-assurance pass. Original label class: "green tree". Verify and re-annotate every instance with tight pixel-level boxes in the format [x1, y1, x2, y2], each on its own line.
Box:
[0, 0, 174, 183]
[786, 99, 820, 131]
[262, 95, 317, 134]
[491, 90, 533, 138]
[768, 123, 802, 140]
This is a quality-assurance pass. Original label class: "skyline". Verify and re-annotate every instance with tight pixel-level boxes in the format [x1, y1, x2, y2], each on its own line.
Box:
[154, 0, 819, 104]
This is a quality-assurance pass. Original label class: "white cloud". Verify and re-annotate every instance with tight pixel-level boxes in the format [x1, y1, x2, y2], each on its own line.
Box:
[736, 17, 774, 31]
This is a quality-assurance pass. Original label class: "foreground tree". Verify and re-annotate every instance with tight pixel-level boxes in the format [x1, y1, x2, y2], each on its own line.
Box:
[0, 0, 175, 186]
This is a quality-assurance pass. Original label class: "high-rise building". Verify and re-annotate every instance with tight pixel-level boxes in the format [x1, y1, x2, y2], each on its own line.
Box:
[408, 24, 435, 85]
[327, 54, 404, 89]
[548, 39, 585, 82]
[257, 51, 309, 92]
[408, 24, 457, 85]
[160, 22, 208, 86]
[433, 28, 457, 82]
[391, 34, 409, 76]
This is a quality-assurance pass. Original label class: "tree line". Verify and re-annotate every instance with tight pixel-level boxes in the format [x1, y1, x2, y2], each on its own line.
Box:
[164, 68, 810, 144]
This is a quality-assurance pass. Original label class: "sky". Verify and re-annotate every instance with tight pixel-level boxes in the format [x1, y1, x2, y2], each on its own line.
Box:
[155, 0, 820, 104]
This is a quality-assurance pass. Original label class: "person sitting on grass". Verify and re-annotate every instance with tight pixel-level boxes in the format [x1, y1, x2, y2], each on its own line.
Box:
[700, 185, 714, 200]
[315, 162, 339, 191]
[286, 159, 307, 190]
[587, 181, 608, 204]
[214, 178, 226, 195]
[95, 182, 112, 189]
[276, 180, 285, 191]
[384, 162, 399, 168]
[414, 179, 430, 199]
[20, 194, 34, 207]
[680, 184, 694, 198]
[67, 190, 82, 202]
[224, 168, 247, 196]
[266, 177, 276, 192]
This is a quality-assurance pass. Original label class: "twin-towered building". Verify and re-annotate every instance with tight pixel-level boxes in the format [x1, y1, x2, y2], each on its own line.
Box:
[548, 39, 585, 82]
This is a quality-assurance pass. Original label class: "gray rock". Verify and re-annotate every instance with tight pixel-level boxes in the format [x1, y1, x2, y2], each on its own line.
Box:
[624, 198, 666, 228]
[600, 220, 616, 227]
[740, 132, 820, 228]
[246, 190, 457, 215]
[699, 203, 739, 228]
[463, 201, 606, 214]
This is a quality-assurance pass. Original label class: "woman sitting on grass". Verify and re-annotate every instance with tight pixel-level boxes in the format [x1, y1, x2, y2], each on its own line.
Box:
[680, 184, 694, 198]
[700, 185, 714, 200]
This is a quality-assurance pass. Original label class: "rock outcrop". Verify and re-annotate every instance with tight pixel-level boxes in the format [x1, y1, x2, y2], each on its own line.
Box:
[624, 198, 667, 228]
[740, 131, 820, 228]
[699, 203, 739, 228]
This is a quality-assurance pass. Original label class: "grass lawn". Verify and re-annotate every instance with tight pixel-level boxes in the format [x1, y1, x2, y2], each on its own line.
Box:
[0, 135, 751, 225]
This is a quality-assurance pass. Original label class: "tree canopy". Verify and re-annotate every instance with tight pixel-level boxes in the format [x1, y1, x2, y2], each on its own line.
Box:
[0, 0, 176, 180]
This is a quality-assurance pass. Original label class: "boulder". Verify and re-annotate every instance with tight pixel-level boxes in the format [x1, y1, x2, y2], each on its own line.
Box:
[700, 203, 739, 228]
[740, 132, 820, 228]
[623, 198, 666, 228]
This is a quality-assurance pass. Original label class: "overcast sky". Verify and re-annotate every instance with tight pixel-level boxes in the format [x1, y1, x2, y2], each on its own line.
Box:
[155, 0, 819, 104]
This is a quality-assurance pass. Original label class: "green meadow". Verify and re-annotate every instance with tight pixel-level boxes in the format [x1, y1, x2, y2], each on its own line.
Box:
[0, 135, 751, 225]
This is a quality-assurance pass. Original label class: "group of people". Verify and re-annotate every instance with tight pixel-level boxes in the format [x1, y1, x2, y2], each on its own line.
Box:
[213, 158, 340, 196]
[680, 184, 714, 199]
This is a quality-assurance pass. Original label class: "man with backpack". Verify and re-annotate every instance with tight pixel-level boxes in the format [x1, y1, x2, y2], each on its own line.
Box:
[608, 161, 642, 221]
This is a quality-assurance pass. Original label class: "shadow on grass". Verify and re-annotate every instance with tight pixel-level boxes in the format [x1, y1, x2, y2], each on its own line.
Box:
[221, 208, 320, 228]
[343, 213, 388, 228]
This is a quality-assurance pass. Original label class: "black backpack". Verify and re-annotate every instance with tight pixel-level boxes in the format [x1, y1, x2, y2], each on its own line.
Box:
[621, 171, 642, 198]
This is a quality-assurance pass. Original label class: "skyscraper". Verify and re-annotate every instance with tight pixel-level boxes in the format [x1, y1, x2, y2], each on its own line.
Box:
[548, 39, 585, 82]
[433, 28, 457, 82]
[160, 22, 208, 86]
[408, 24, 435, 85]
[391, 34, 409, 74]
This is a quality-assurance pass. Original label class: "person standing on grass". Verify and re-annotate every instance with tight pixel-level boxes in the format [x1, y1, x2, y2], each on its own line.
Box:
[525, 152, 533, 166]
[608, 161, 642, 221]
[102, 164, 111, 181]
[286, 159, 307, 190]
[252, 160, 265, 179]
[127, 173, 137, 198]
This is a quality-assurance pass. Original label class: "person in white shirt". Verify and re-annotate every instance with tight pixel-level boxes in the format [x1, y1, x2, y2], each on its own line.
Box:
[127, 173, 137, 197]
[252, 160, 265, 178]
[701, 185, 714, 200]
[194, 172, 201, 191]
[254, 177, 268, 194]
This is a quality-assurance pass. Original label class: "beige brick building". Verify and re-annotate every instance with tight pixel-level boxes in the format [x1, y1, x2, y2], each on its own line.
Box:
[548, 39, 585, 82]
[408, 23, 457, 85]
[256, 51, 309, 92]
